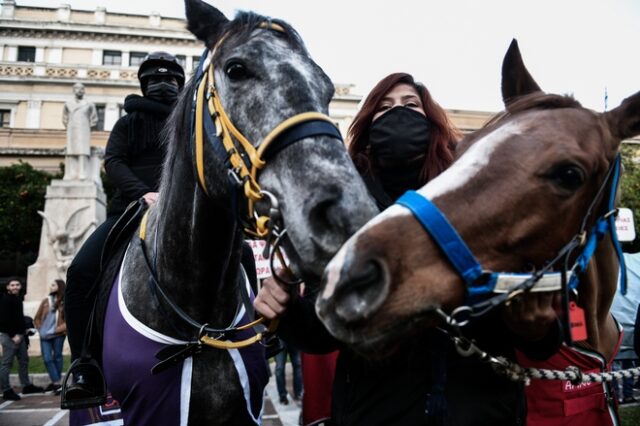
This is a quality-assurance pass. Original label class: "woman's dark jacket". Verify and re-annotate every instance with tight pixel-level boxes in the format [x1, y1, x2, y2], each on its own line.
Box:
[0, 293, 25, 337]
[104, 95, 172, 216]
[277, 180, 562, 426]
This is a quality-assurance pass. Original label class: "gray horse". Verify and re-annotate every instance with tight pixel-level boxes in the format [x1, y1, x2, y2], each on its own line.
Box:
[99, 1, 377, 424]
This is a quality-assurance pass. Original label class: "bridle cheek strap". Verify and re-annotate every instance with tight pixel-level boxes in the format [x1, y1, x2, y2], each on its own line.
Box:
[194, 58, 342, 238]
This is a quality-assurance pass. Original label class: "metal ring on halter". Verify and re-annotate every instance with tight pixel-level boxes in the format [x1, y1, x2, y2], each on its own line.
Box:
[269, 229, 303, 286]
[197, 323, 209, 341]
[258, 189, 281, 221]
[450, 305, 473, 327]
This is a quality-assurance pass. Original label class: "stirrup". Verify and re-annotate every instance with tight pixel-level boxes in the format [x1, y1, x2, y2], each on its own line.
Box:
[60, 358, 107, 409]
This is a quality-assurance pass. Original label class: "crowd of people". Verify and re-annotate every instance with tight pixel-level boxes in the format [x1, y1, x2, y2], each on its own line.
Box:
[1, 49, 640, 426]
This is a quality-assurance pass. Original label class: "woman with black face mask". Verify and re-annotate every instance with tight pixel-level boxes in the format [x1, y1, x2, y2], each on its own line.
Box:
[348, 73, 458, 209]
[255, 73, 563, 426]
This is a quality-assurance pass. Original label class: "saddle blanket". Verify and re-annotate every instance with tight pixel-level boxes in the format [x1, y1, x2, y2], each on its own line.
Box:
[102, 254, 267, 425]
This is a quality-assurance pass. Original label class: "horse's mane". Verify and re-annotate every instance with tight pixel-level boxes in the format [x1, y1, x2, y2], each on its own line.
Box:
[215, 11, 308, 59]
[484, 92, 583, 129]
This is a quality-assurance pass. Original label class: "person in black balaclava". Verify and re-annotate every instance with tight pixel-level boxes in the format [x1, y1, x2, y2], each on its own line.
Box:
[62, 52, 185, 406]
[255, 73, 563, 426]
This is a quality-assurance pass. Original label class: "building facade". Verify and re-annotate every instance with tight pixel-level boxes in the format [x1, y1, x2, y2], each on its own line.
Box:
[0, 1, 495, 174]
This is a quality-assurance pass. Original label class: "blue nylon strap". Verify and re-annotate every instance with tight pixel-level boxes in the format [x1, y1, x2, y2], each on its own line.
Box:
[396, 191, 484, 287]
[261, 120, 343, 161]
[568, 155, 627, 294]
[608, 156, 627, 295]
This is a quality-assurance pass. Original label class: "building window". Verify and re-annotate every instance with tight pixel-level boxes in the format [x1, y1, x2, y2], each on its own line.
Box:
[192, 56, 201, 71]
[17, 46, 36, 62]
[102, 50, 122, 66]
[0, 110, 10, 127]
[129, 51, 147, 67]
[95, 104, 105, 131]
[176, 55, 186, 69]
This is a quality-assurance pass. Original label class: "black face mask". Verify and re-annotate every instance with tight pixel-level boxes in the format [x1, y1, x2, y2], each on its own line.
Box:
[369, 106, 431, 166]
[146, 81, 179, 105]
[367, 107, 432, 201]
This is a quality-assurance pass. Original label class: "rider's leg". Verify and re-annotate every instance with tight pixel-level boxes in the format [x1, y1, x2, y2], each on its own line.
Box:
[65, 216, 118, 360]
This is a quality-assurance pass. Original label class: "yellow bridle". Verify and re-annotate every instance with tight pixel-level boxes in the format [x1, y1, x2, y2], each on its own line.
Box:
[194, 22, 338, 238]
[138, 22, 342, 351]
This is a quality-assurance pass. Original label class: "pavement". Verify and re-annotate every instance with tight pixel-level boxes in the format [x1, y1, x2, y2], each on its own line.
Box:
[0, 362, 302, 426]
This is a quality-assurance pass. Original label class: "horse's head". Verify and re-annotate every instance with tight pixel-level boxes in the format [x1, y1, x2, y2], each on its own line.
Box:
[179, 0, 377, 283]
[317, 39, 640, 354]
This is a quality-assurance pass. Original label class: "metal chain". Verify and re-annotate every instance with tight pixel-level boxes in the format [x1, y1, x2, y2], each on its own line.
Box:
[490, 356, 640, 387]
[435, 308, 640, 387]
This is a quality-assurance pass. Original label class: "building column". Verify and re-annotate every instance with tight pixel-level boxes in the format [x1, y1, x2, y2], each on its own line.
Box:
[186, 56, 194, 73]
[122, 51, 130, 68]
[104, 102, 120, 131]
[92, 49, 102, 66]
[0, 44, 5, 61]
[25, 100, 42, 129]
[35, 47, 45, 63]
[6, 46, 17, 61]
[1, 1, 16, 19]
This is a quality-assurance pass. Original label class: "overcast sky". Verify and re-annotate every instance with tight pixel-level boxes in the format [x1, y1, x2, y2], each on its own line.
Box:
[13, 0, 640, 112]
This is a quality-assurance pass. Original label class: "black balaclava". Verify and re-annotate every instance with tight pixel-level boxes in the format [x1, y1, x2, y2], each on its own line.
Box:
[145, 81, 179, 105]
[368, 106, 431, 201]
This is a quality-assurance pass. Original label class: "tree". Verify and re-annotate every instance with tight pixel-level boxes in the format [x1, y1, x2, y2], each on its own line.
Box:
[620, 143, 640, 253]
[0, 161, 61, 277]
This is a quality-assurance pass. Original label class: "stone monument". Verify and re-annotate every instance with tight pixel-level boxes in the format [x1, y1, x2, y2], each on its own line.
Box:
[62, 82, 98, 181]
[26, 83, 106, 308]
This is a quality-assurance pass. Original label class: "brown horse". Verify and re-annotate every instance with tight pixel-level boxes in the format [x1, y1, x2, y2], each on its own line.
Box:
[317, 39, 640, 373]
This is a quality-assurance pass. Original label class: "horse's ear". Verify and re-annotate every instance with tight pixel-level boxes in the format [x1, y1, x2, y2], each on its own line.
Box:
[604, 91, 640, 143]
[501, 39, 542, 107]
[185, 0, 229, 49]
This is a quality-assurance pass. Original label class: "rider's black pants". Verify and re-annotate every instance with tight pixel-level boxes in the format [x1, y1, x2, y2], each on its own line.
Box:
[65, 215, 119, 360]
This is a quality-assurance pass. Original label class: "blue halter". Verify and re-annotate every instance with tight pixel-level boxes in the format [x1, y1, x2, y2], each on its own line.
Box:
[396, 154, 627, 303]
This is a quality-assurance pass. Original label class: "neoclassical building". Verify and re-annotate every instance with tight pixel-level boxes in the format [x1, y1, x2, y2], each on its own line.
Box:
[0, 1, 494, 174]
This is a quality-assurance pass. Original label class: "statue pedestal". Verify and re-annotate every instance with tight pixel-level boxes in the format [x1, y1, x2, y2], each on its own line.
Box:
[26, 179, 106, 305]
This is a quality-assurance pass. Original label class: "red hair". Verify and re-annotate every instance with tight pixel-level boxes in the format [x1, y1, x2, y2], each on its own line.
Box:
[347, 73, 461, 183]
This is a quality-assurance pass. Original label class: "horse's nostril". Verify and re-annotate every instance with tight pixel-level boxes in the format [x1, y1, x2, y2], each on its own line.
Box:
[308, 193, 348, 253]
[309, 198, 339, 233]
[334, 259, 388, 323]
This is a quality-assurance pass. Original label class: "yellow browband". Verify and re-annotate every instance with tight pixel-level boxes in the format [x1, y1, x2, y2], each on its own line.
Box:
[193, 22, 336, 238]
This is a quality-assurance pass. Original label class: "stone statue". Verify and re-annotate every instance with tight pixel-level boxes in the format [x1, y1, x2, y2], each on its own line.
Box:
[62, 82, 97, 181]
[38, 206, 96, 275]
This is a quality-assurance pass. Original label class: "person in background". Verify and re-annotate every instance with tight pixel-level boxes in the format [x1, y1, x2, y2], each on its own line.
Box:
[275, 341, 303, 405]
[256, 73, 562, 425]
[611, 253, 640, 403]
[34, 279, 67, 395]
[0, 277, 44, 401]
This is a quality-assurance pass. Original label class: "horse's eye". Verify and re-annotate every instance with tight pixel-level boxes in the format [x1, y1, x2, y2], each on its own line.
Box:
[549, 164, 585, 191]
[225, 62, 248, 80]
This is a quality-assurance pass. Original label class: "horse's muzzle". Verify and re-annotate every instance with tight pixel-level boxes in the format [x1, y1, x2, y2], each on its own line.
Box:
[317, 251, 390, 332]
